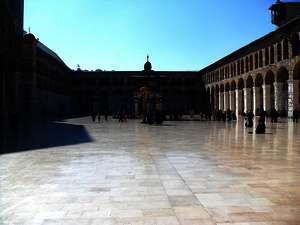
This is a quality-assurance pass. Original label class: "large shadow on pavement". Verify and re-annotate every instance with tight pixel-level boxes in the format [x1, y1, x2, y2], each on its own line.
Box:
[0, 120, 94, 154]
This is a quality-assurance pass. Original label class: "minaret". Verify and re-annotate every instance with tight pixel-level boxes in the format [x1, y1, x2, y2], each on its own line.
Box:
[269, 0, 300, 27]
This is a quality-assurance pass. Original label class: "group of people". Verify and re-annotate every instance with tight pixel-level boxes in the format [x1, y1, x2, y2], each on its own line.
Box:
[243, 110, 266, 134]
[91, 112, 108, 123]
[213, 109, 237, 122]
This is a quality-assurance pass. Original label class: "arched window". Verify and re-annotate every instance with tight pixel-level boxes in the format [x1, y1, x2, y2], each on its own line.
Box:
[250, 55, 253, 70]
[259, 50, 263, 67]
[283, 39, 289, 60]
[277, 42, 282, 62]
[233, 63, 236, 76]
[237, 61, 240, 75]
[265, 47, 269, 66]
[246, 57, 249, 72]
[270, 45, 275, 64]
[255, 53, 258, 69]
[241, 59, 244, 74]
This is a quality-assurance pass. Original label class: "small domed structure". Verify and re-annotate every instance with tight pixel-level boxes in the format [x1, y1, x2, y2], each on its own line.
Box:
[144, 55, 152, 72]
[23, 32, 36, 42]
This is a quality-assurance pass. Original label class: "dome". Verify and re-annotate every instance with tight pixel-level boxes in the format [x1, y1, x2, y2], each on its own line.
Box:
[23, 32, 36, 42]
[144, 55, 152, 72]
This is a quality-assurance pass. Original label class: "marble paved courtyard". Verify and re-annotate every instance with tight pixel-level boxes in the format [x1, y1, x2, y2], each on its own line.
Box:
[1, 118, 300, 225]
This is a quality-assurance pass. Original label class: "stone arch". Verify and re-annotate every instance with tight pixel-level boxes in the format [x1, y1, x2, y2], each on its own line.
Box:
[293, 61, 300, 80]
[215, 84, 220, 93]
[246, 75, 254, 88]
[238, 78, 245, 90]
[220, 83, 224, 92]
[231, 80, 236, 91]
[276, 67, 289, 83]
[225, 82, 230, 92]
[255, 74, 264, 87]
[265, 70, 275, 85]
[207, 86, 211, 94]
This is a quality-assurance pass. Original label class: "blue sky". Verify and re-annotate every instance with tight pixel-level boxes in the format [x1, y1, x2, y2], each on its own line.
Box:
[24, 0, 279, 71]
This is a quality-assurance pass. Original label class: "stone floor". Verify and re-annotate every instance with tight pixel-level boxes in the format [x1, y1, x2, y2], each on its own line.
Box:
[1, 117, 300, 225]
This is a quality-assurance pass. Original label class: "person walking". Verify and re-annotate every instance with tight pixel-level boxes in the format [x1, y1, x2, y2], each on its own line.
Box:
[293, 110, 298, 123]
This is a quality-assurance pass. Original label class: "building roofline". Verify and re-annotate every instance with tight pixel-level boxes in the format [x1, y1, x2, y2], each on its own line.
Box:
[199, 15, 300, 74]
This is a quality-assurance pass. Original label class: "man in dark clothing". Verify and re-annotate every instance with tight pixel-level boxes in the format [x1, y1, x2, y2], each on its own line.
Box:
[293, 110, 298, 123]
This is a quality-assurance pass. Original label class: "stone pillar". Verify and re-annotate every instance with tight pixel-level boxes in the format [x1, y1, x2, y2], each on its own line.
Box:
[244, 88, 252, 112]
[219, 92, 224, 110]
[288, 80, 300, 117]
[263, 84, 271, 113]
[210, 90, 214, 111]
[215, 91, 219, 110]
[253, 86, 261, 115]
[224, 91, 229, 111]
[229, 91, 235, 111]
[134, 96, 139, 118]
[236, 89, 243, 115]
[274, 82, 284, 113]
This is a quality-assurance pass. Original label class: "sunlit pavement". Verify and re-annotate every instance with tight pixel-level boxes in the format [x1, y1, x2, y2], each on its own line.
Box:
[1, 117, 300, 225]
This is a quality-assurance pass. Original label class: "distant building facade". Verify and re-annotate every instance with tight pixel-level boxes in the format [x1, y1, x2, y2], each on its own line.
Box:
[72, 68, 206, 117]
[2, 0, 300, 121]
[200, 1, 300, 117]
[0, 0, 207, 120]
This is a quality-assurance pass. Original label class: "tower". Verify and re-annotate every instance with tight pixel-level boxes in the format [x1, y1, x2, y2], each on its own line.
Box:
[270, 0, 300, 27]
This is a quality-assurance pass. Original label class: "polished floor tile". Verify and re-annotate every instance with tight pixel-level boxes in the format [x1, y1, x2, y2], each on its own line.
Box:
[1, 117, 300, 225]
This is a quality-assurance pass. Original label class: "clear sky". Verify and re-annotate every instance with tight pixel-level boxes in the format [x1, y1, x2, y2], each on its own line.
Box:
[24, 0, 282, 71]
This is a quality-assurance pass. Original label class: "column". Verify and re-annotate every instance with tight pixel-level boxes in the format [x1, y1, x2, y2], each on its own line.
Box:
[229, 90, 235, 111]
[209, 90, 213, 110]
[134, 96, 139, 118]
[215, 91, 219, 110]
[219, 92, 224, 110]
[236, 89, 243, 115]
[288, 80, 300, 117]
[224, 91, 229, 110]
[263, 84, 271, 113]
[253, 86, 261, 115]
[274, 82, 284, 113]
[244, 88, 252, 112]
